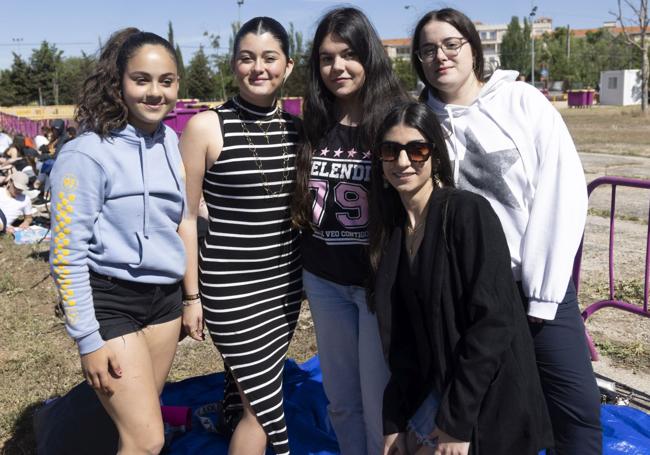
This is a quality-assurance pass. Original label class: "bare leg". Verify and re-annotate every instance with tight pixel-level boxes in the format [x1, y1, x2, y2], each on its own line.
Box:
[95, 332, 165, 455]
[228, 377, 267, 455]
[141, 317, 182, 394]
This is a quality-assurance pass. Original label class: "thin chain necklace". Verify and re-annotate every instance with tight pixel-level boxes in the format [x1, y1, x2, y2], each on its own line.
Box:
[234, 97, 290, 196]
[405, 204, 430, 258]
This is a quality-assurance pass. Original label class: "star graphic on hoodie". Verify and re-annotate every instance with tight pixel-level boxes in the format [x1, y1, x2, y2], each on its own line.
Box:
[362, 151, 372, 160]
[333, 148, 344, 158]
[458, 128, 521, 210]
[320, 148, 330, 156]
[347, 148, 357, 158]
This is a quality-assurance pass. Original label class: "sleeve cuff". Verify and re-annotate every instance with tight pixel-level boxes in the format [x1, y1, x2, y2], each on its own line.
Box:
[527, 299, 559, 320]
[77, 330, 105, 355]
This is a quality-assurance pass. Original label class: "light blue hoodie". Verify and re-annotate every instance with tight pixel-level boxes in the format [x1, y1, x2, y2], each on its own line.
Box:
[49, 123, 186, 354]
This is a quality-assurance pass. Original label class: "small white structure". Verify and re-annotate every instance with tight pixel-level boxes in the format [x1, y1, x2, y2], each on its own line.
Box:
[599, 70, 643, 105]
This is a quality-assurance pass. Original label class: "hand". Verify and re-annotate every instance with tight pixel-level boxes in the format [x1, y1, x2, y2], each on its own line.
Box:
[81, 345, 122, 396]
[384, 432, 407, 455]
[182, 300, 205, 341]
[5, 226, 15, 234]
[428, 428, 469, 455]
[528, 315, 545, 323]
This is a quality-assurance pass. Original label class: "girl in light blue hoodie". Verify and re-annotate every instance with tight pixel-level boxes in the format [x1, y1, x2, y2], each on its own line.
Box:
[49, 28, 186, 454]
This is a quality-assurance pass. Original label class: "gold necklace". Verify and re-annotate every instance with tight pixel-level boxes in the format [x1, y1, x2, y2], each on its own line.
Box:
[235, 98, 290, 196]
[405, 221, 426, 257]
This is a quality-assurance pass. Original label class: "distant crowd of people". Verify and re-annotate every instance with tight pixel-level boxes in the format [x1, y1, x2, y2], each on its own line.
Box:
[0, 121, 75, 234]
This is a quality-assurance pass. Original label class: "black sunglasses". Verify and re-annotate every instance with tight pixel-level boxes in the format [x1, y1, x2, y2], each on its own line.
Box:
[378, 141, 434, 163]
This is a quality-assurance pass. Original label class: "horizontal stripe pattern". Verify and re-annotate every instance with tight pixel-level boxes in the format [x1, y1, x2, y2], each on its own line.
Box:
[201, 98, 301, 455]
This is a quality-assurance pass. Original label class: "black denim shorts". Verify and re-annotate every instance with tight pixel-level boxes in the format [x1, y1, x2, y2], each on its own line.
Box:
[89, 270, 182, 341]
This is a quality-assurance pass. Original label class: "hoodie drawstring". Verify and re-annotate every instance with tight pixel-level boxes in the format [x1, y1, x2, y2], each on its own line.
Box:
[444, 106, 461, 185]
[138, 137, 150, 238]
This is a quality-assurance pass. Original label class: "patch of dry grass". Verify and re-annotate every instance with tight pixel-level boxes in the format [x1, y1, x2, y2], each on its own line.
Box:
[0, 235, 317, 453]
[561, 105, 650, 157]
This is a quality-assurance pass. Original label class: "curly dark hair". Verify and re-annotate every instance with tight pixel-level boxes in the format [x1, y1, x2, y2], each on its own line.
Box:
[75, 28, 178, 138]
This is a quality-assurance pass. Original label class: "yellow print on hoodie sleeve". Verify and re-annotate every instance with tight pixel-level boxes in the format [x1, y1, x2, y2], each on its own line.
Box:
[54, 174, 78, 324]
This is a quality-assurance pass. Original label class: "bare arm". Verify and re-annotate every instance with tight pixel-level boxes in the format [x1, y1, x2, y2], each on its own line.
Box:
[17, 215, 32, 229]
[178, 110, 223, 341]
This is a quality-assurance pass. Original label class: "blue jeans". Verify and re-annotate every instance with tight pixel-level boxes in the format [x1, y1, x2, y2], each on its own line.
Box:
[303, 270, 389, 455]
[407, 391, 440, 449]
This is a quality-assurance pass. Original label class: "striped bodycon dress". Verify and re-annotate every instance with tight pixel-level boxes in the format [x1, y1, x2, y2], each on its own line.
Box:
[200, 97, 302, 455]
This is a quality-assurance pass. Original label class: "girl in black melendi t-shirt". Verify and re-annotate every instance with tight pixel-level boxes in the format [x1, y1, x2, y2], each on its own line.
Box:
[291, 7, 408, 455]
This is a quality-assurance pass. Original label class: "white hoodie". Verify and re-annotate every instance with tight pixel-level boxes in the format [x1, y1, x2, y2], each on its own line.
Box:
[426, 69, 587, 320]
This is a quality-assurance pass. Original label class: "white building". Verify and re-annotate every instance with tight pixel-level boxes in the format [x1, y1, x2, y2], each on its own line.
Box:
[599, 70, 643, 105]
[382, 17, 553, 71]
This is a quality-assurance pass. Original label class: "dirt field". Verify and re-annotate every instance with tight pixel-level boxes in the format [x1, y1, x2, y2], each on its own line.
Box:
[1, 105, 650, 453]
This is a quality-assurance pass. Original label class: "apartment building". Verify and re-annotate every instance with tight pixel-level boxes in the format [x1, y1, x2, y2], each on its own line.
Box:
[382, 17, 553, 71]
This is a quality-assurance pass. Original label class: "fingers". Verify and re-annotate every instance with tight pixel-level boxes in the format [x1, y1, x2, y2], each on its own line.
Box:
[86, 370, 114, 396]
[107, 350, 123, 378]
[182, 308, 205, 341]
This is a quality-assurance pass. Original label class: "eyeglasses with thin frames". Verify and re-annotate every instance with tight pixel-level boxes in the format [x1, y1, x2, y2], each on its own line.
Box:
[416, 37, 468, 63]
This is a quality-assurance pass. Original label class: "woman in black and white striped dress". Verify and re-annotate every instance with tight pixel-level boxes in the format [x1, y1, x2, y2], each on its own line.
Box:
[178, 17, 301, 455]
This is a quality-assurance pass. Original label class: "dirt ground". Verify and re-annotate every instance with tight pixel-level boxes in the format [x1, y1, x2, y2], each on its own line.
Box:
[1, 105, 650, 453]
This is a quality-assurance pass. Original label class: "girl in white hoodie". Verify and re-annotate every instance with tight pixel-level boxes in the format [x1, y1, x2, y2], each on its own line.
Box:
[410, 8, 601, 455]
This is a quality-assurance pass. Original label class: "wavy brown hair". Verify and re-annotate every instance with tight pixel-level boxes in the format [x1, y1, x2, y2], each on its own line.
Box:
[75, 28, 178, 138]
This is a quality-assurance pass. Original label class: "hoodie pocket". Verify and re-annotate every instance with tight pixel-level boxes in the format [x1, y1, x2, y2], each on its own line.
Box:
[130, 228, 186, 277]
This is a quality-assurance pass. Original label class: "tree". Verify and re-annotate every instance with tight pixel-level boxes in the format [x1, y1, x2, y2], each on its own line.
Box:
[393, 58, 418, 92]
[500, 17, 532, 76]
[57, 53, 95, 104]
[284, 24, 308, 98]
[167, 21, 188, 99]
[186, 46, 216, 100]
[614, 0, 649, 112]
[30, 41, 63, 105]
[8, 53, 32, 105]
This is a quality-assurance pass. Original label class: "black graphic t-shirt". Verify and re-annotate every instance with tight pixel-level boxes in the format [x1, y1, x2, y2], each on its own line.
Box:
[302, 123, 372, 286]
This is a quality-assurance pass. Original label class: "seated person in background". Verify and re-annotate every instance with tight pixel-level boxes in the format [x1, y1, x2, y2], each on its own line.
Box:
[0, 129, 12, 155]
[0, 134, 26, 166]
[48, 119, 70, 157]
[0, 171, 34, 233]
[66, 126, 77, 140]
[35, 126, 50, 150]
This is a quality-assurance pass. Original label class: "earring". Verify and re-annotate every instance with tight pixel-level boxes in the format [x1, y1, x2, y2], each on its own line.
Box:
[383, 178, 389, 189]
[433, 174, 442, 188]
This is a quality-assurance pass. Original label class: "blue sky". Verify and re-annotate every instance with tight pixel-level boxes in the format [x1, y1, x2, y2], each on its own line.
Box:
[1, 0, 626, 69]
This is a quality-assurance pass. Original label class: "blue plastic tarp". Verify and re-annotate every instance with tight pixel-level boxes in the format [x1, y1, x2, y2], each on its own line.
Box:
[161, 356, 650, 454]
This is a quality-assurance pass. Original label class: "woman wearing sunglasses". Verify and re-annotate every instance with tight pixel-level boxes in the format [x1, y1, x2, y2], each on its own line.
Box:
[410, 8, 601, 455]
[369, 101, 552, 455]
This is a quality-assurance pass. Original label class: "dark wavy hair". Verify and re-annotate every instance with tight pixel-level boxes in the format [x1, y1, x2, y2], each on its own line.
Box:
[291, 7, 408, 228]
[75, 28, 177, 138]
[411, 8, 485, 100]
[232, 17, 290, 60]
[368, 102, 454, 296]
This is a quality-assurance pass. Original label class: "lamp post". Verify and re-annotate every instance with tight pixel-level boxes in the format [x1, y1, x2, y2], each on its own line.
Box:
[237, 0, 244, 25]
[530, 6, 537, 85]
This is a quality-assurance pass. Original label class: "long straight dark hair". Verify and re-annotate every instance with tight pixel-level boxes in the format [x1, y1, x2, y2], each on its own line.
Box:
[291, 7, 408, 228]
[411, 8, 486, 101]
[368, 102, 454, 295]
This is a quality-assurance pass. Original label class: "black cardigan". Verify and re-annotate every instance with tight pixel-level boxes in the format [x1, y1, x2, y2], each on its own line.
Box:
[373, 188, 553, 454]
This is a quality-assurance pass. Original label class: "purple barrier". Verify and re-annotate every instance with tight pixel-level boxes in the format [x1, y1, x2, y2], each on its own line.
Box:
[282, 98, 302, 116]
[0, 113, 53, 138]
[567, 90, 595, 108]
[572, 176, 650, 360]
